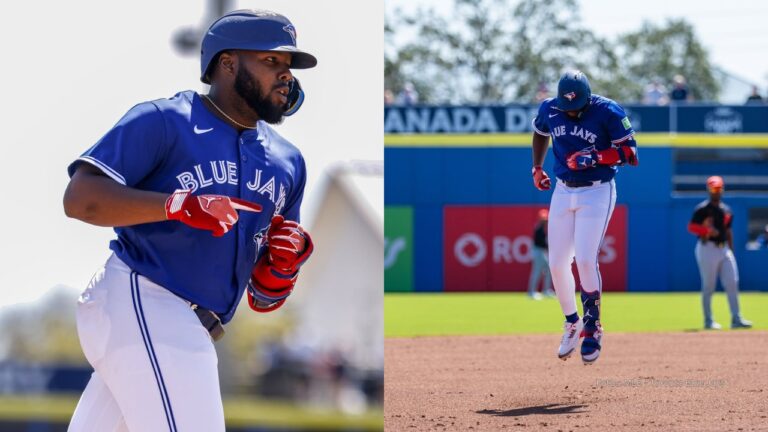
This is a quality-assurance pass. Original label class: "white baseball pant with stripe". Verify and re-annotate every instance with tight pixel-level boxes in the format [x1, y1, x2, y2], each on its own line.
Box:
[694, 241, 741, 324]
[547, 179, 616, 315]
[68, 254, 225, 432]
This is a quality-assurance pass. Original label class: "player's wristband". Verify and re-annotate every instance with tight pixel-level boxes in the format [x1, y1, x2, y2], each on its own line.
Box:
[247, 255, 298, 313]
[247, 278, 292, 313]
[596, 147, 635, 166]
[247, 283, 289, 313]
[596, 148, 621, 165]
[687, 223, 710, 237]
[248, 277, 291, 302]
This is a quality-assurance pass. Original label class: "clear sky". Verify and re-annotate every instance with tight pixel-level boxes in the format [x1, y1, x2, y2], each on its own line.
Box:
[386, 0, 768, 87]
[0, 0, 382, 307]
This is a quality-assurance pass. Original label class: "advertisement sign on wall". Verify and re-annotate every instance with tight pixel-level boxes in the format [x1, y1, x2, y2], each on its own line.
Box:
[444, 205, 627, 292]
[385, 206, 414, 292]
[385, 105, 768, 134]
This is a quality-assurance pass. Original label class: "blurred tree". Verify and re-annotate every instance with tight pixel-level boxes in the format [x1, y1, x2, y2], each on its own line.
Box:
[615, 19, 720, 102]
[0, 286, 84, 364]
[386, 1, 719, 103]
[386, 0, 611, 103]
[384, 10, 436, 103]
[216, 297, 297, 395]
[507, 0, 623, 102]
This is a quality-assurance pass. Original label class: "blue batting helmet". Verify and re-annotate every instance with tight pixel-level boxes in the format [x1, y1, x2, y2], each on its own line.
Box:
[556, 70, 591, 111]
[200, 9, 317, 84]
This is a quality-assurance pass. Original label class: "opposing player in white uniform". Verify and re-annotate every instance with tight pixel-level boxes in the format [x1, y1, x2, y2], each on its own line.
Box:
[64, 10, 316, 431]
[531, 71, 638, 365]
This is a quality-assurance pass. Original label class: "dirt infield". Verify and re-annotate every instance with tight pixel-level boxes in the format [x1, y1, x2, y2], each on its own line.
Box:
[385, 331, 768, 431]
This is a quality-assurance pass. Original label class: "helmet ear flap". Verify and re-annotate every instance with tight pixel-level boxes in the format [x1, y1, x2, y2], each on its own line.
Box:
[203, 50, 234, 84]
[284, 78, 304, 117]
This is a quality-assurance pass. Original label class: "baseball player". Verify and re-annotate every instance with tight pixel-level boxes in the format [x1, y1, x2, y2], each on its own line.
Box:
[63, 10, 316, 431]
[687, 176, 752, 330]
[527, 209, 554, 299]
[531, 70, 638, 365]
[755, 224, 768, 249]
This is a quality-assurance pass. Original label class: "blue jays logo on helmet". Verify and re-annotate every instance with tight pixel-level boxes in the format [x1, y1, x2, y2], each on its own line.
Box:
[283, 24, 297, 45]
[557, 70, 591, 111]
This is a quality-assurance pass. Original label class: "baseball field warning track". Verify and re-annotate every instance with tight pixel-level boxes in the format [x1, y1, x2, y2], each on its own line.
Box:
[385, 331, 768, 431]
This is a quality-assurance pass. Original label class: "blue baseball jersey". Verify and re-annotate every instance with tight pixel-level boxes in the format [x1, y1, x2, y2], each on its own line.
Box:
[532, 95, 636, 182]
[68, 90, 307, 324]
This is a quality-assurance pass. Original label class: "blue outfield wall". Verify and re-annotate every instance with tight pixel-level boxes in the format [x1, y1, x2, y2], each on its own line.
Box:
[384, 104, 768, 293]
[386, 146, 768, 292]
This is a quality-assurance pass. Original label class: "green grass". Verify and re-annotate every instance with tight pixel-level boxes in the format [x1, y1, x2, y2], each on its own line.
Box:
[0, 395, 382, 430]
[385, 292, 768, 337]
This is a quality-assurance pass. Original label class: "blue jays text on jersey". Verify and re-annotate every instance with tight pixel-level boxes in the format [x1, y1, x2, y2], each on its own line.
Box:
[532, 95, 636, 183]
[67, 91, 307, 323]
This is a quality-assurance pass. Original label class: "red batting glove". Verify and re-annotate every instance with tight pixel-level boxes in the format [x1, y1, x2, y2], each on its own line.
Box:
[165, 189, 262, 237]
[532, 166, 551, 191]
[247, 216, 314, 313]
[265, 215, 314, 271]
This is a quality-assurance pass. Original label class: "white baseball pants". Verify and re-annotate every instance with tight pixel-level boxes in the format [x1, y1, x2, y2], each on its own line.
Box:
[694, 241, 742, 324]
[68, 254, 225, 432]
[547, 179, 616, 316]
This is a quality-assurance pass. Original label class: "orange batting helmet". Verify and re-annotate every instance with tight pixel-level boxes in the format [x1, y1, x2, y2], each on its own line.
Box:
[706, 176, 724, 190]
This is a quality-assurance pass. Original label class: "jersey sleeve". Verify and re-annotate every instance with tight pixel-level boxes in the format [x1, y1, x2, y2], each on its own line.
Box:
[531, 101, 551, 136]
[606, 102, 636, 146]
[67, 102, 168, 186]
[280, 154, 307, 223]
[690, 205, 708, 224]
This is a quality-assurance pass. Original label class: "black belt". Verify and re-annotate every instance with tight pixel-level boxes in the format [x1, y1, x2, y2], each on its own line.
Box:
[192, 305, 225, 341]
[561, 179, 605, 188]
[701, 240, 726, 248]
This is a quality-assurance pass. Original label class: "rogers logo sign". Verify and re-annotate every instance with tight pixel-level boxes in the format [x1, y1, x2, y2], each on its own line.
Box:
[443, 206, 627, 292]
[454, 233, 487, 267]
[453, 233, 617, 267]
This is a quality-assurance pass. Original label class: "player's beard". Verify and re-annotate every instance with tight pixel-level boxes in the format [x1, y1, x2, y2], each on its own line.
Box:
[234, 67, 286, 125]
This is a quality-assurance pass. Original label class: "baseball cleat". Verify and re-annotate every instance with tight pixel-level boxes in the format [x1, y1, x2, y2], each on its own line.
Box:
[557, 319, 584, 360]
[581, 325, 603, 365]
[731, 319, 752, 329]
[704, 321, 722, 330]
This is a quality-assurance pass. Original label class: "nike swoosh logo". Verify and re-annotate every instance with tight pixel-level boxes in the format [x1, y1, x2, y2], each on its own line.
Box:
[549, 113, 559, 118]
[194, 125, 213, 134]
